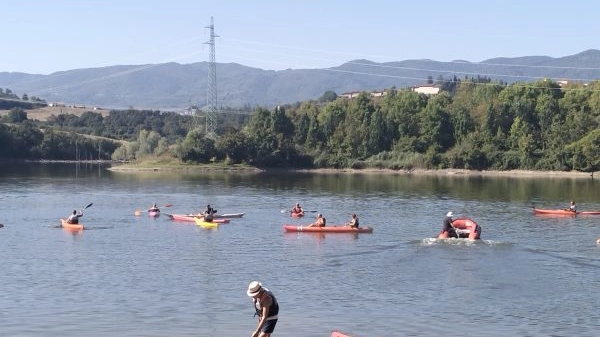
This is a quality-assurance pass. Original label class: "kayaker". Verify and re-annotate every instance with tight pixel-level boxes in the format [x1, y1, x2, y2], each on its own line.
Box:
[148, 203, 160, 213]
[67, 209, 83, 224]
[247, 281, 279, 337]
[291, 203, 304, 216]
[441, 211, 457, 238]
[308, 213, 326, 227]
[345, 213, 359, 228]
[567, 201, 577, 213]
[203, 204, 216, 222]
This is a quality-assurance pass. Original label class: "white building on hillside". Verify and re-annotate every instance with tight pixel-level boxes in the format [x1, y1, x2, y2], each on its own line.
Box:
[412, 85, 440, 95]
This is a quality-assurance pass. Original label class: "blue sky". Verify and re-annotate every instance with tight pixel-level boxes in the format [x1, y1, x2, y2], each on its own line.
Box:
[2, 0, 599, 74]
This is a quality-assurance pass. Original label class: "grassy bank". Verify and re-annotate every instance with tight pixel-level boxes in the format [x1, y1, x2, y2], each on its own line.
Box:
[108, 157, 263, 172]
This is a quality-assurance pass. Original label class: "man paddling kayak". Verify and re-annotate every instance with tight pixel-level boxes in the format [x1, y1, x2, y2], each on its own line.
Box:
[441, 211, 457, 238]
[148, 203, 160, 213]
[203, 204, 216, 222]
[67, 209, 84, 224]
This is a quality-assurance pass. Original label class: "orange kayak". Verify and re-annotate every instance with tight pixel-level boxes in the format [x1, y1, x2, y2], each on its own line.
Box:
[331, 331, 353, 337]
[533, 208, 600, 215]
[60, 218, 84, 230]
[283, 225, 373, 233]
[438, 218, 482, 240]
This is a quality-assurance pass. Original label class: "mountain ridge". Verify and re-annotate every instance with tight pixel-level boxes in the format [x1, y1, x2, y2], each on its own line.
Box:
[1, 49, 599, 110]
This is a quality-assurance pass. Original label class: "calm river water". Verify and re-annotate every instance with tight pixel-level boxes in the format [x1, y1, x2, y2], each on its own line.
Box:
[1, 163, 599, 337]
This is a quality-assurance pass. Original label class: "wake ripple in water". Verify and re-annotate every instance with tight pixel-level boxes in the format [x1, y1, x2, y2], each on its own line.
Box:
[418, 237, 511, 246]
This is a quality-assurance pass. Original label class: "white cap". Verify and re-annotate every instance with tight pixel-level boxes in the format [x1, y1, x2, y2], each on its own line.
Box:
[247, 281, 262, 296]
[446, 211, 454, 217]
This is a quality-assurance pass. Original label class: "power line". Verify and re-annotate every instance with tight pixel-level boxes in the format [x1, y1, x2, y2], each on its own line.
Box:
[219, 37, 600, 71]
[4, 34, 600, 107]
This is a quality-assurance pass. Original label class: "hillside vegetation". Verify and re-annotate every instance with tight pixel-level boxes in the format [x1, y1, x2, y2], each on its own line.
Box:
[1, 77, 599, 174]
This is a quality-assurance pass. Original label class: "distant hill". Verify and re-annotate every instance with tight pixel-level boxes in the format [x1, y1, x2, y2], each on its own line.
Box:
[1, 49, 600, 110]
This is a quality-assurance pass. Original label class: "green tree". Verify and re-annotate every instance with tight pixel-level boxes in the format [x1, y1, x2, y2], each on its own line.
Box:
[217, 129, 253, 164]
[508, 116, 535, 168]
[319, 90, 337, 103]
[305, 115, 323, 149]
[417, 92, 454, 152]
[380, 90, 424, 149]
[451, 107, 475, 143]
[6, 107, 28, 123]
[176, 129, 216, 163]
[565, 129, 600, 172]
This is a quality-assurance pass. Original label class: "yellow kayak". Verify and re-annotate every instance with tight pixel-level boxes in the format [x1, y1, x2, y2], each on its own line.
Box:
[194, 217, 219, 229]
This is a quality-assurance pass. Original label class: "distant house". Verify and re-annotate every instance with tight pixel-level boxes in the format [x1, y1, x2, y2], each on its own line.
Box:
[340, 90, 387, 99]
[369, 91, 386, 97]
[339, 91, 361, 99]
[557, 80, 589, 88]
[411, 85, 440, 95]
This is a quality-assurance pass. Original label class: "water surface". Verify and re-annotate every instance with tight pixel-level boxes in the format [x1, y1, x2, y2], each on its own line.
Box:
[1, 163, 599, 336]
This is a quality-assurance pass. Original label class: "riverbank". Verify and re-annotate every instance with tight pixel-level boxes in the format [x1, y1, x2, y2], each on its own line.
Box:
[107, 162, 595, 178]
[107, 162, 263, 172]
[1, 158, 594, 178]
[302, 168, 595, 178]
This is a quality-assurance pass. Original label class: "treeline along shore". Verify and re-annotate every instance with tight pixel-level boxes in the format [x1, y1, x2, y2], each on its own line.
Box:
[1, 77, 600, 175]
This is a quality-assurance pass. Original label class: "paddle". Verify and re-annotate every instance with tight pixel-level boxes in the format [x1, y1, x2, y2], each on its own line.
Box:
[190, 207, 218, 219]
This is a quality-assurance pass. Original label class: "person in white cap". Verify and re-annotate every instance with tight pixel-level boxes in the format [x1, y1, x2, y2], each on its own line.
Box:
[567, 201, 577, 213]
[291, 203, 304, 216]
[441, 211, 457, 238]
[247, 281, 279, 337]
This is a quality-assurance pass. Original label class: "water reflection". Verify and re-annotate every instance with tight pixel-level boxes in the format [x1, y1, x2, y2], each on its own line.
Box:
[62, 227, 83, 236]
[3, 162, 597, 205]
[283, 231, 360, 244]
[107, 167, 600, 205]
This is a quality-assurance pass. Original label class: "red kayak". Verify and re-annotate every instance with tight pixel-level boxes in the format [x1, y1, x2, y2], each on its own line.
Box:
[533, 208, 600, 215]
[437, 218, 481, 240]
[148, 210, 160, 217]
[283, 225, 373, 233]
